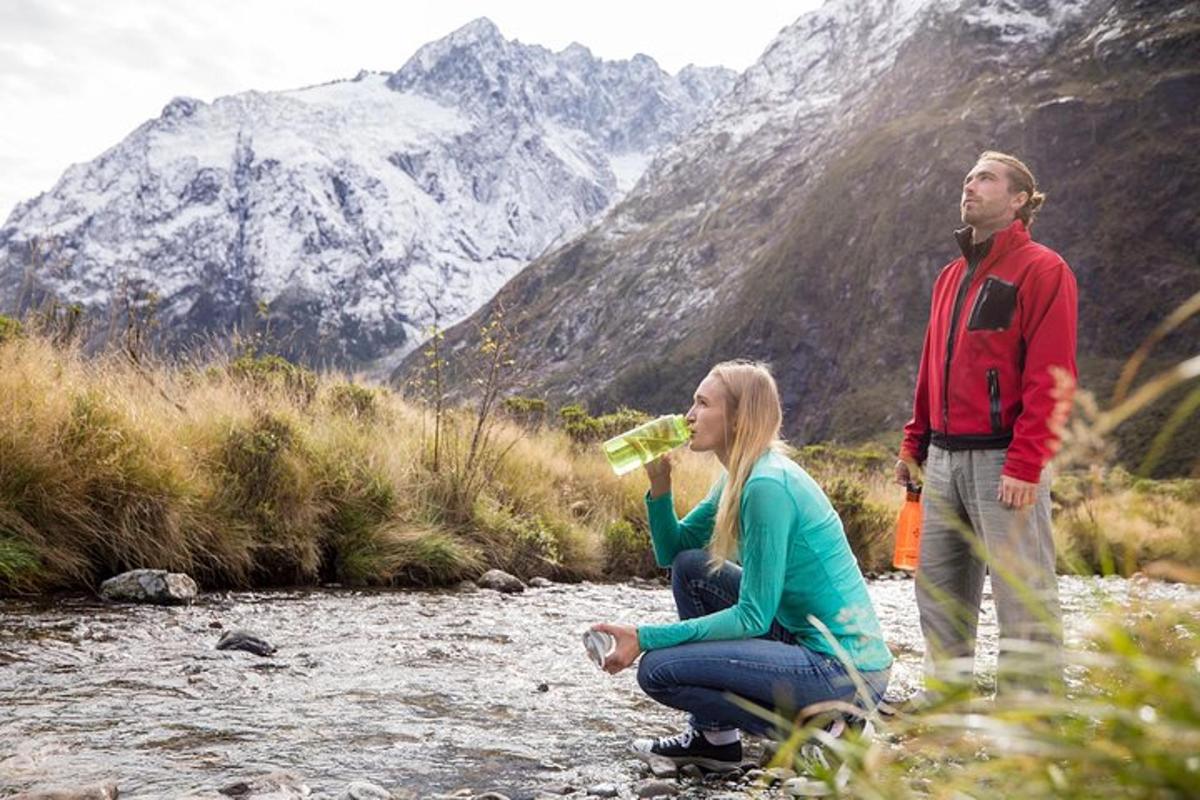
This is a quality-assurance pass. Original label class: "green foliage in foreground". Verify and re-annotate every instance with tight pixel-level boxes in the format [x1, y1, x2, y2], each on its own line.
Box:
[767, 597, 1200, 799]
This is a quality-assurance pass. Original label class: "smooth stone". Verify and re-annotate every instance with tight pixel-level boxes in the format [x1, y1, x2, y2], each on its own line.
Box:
[680, 764, 703, 780]
[340, 783, 391, 800]
[470, 794, 510, 800]
[782, 777, 834, 797]
[218, 771, 309, 798]
[216, 629, 277, 657]
[11, 783, 119, 800]
[646, 755, 677, 779]
[634, 780, 677, 798]
[528, 577, 553, 588]
[455, 580, 479, 593]
[767, 767, 797, 781]
[477, 569, 526, 593]
[99, 569, 197, 605]
[538, 785, 572, 795]
[585, 785, 618, 798]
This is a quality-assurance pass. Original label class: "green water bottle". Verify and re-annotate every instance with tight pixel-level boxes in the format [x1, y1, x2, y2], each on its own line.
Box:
[602, 414, 691, 476]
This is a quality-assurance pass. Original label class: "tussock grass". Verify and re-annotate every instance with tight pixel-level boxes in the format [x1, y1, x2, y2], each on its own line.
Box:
[0, 333, 722, 594]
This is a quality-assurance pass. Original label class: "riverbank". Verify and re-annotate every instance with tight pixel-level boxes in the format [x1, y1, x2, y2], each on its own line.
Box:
[2, 574, 1196, 798]
[3, 331, 1197, 599]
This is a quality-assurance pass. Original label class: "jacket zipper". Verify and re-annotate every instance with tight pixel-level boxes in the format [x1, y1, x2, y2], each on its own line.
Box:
[941, 259, 981, 432]
[987, 368, 1002, 433]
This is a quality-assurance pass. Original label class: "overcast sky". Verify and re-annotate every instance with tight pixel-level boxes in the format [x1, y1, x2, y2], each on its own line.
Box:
[0, 0, 823, 219]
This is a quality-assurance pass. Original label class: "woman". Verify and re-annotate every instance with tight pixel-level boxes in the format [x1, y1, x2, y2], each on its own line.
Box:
[592, 361, 892, 771]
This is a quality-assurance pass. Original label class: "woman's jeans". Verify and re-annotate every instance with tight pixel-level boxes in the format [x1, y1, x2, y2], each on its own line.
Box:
[636, 549, 889, 736]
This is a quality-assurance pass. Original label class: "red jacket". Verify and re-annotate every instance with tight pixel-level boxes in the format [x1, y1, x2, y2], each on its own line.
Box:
[900, 219, 1077, 483]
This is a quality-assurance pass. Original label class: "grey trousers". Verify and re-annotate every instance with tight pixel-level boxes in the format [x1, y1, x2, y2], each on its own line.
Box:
[915, 445, 1063, 694]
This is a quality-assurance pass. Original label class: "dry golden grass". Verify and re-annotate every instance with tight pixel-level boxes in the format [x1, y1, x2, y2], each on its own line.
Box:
[0, 334, 721, 593]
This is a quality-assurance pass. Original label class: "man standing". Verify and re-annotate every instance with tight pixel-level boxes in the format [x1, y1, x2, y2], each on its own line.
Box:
[896, 151, 1077, 697]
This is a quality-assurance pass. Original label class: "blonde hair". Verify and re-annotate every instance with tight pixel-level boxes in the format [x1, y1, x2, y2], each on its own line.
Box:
[979, 150, 1046, 227]
[707, 360, 784, 567]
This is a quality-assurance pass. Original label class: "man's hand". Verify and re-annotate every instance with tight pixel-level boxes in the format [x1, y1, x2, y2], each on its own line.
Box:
[591, 622, 641, 674]
[894, 457, 924, 489]
[998, 474, 1038, 509]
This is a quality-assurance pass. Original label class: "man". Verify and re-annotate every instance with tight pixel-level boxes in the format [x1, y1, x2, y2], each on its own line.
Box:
[896, 150, 1077, 697]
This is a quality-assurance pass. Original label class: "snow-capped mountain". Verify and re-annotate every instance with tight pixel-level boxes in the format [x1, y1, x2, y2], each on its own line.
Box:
[0, 18, 734, 369]
[406, 0, 1200, 472]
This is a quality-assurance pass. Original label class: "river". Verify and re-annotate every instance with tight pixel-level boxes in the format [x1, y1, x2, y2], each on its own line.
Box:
[2, 575, 1196, 798]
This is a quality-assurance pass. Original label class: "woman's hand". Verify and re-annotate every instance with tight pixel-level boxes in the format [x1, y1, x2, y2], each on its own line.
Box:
[591, 622, 642, 674]
[645, 453, 673, 499]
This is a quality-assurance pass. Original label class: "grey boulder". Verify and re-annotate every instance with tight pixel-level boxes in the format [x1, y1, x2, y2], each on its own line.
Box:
[217, 772, 310, 798]
[99, 569, 197, 605]
[216, 630, 277, 657]
[476, 569, 525, 593]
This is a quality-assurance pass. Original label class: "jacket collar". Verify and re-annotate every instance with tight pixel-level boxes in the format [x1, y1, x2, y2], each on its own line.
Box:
[955, 218, 1029, 262]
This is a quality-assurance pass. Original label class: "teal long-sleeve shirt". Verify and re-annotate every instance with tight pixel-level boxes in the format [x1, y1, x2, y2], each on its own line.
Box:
[637, 449, 893, 673]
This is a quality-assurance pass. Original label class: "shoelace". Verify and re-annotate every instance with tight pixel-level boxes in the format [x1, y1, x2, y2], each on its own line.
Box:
[654, 727, 696, 750]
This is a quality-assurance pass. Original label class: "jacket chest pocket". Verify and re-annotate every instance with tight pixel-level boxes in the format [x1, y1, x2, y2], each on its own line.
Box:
[966, 277, 1018, 331]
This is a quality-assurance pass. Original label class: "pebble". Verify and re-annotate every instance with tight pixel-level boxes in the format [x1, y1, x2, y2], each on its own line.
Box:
[633, 779, 677, 798]
[529, 577, 553, 588]
[585, 785, 618, 798]
[782, 776, 834, 797]
[340, 782, 391, 800]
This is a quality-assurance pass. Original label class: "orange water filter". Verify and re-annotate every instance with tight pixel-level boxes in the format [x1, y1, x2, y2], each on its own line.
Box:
[892, 485, 922, 571]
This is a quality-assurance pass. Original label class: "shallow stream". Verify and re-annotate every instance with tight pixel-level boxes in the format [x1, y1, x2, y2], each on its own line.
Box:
[2, 575, 1196, 797]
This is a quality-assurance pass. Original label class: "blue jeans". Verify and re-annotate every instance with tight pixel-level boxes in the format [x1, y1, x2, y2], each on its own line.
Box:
[636, 549, 889, 736]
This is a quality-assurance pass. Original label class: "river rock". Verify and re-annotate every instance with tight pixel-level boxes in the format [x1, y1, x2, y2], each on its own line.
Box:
[476, 569, 525, 593]
[634, 780, 677, 798]
[585, 785, 618, 798]
[216, 629, 277, 657]
[99, 569, 197, 605]
[782, 776, 834, 797]
[528, 577, 553, 588]
[11, 783, 119, 800]
[218, 772, 310, 797]
[339, 783, 391, 800]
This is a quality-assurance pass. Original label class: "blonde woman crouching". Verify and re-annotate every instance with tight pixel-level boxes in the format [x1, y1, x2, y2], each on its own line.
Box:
[592, 360, 892, 771]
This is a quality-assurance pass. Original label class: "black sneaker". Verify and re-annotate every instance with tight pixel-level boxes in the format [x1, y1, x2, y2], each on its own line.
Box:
[630, 727, 742, 772]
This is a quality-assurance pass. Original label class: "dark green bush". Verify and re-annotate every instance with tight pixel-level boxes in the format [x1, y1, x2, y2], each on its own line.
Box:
[823, 476, 892, 573]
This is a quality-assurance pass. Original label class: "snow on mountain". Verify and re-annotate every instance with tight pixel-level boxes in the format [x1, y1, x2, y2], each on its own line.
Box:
[0, 18, 734, 370]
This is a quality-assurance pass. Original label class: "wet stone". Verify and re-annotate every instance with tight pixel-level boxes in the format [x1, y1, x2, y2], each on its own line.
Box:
[782, 776, 834, 797]
[216, 629, 277, 657]
[218, 771, 309, 797]
[100, 568, 197, 605]
[634, 780, 677, 798]
[585, 785, 618, 798]
[477, 570, 526, 593]
[528, 577, 553, 588]
[10, 783, 119, 800]
[339, 782, 391, 800]
[470, 794, 510, 800]
[538, 784, 572, 795]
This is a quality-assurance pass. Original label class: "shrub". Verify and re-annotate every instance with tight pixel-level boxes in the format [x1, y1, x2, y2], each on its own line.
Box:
[603, 518, 657, 578]
[502, 395, 547, 428]
[326, 382, 379, 420]
[823, 476, 892, 573]
[227, 352, 317, 405]
[0, 315, 24, 343]
[212, 412, 322, 583]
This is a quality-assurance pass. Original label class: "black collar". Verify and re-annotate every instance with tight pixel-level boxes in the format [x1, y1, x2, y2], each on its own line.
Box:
[955, 226, 993, 266]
